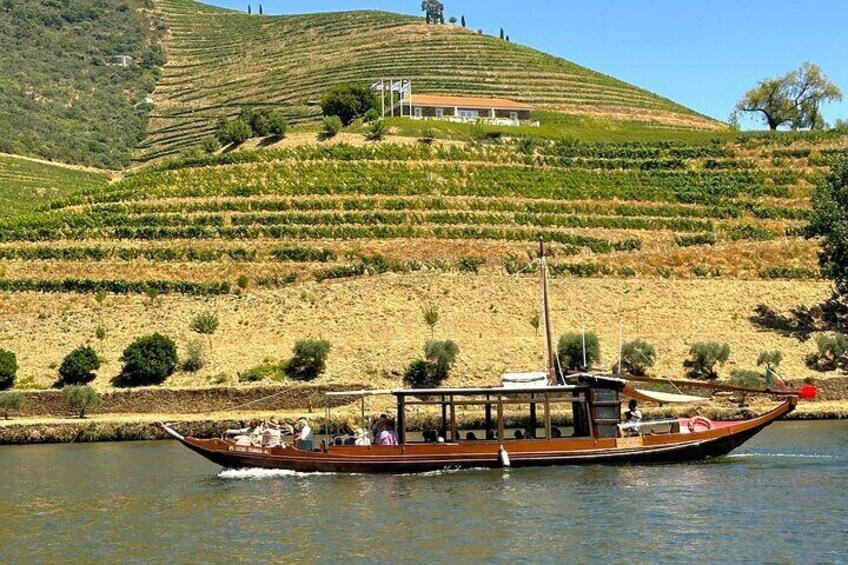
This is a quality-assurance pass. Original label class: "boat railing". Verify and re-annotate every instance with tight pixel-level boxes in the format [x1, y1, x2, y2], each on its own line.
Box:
[618, 419, 681, 437]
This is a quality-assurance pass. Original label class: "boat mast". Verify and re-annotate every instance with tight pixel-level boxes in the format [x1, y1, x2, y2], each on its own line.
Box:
[538, 238, 558, 385]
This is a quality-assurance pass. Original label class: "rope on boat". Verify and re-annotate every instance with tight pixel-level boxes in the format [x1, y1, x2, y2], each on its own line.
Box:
[186, 382, 313, 415]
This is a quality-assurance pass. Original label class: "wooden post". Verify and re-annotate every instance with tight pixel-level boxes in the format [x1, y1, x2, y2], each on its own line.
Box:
[397, 395, 406, 445]
[540, 239, 557, 384]
[449, 396, 457, 442]
[529, 393, 537, 438]
[361, 395, 366, 434]
[440, 395, 447, 440]
[544, 394, 552, 439]
[484, 394, 492, 439]
[497, 395, 504, 441]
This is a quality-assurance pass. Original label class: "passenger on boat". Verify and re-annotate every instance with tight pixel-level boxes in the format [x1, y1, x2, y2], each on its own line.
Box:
[262, 419, 283, 448]
[465, 432, 478, 441]
[354, 427, 371, 446]
[551, 427, 562, 438]
[296, 418, 314, 451]
[225, 419, 265, 446]
[513, 429, 525, 440]
[623, 400, 643, 436]
[379, 420, 398, 446]
[372, 414, 389, 439]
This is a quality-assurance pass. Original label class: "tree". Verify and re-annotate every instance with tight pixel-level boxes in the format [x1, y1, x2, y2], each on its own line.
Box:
[421, 0, 444, 24]
[423, 304, 440, 338]
[0, 392, 24, 420]
[61, 385, 101, 419]
[58, 346, 101, 386]
[448, 16, 457, 24]
[684, 342, 731, 380]
[808, 153, 848, 296]
[216, 119, 252, 146]
[247, 4, 251, 14]
[183, 339, 206, 373]
[200, 137, 220, 154]
[735, 63, 842, 130]
[0, 348, 17, 391]
[259, 4, 263, 15]
[95, 325, 107, 350]
[558, 332, 600, 371]
[117, 334, 178, 387]
[285, 340, 331, 381]
[321, 116, 343, 138]
[190, 311, 219, 349]
[500, 28, 504, 39]
[404, 340, 459, 388]
[461, 15, 466, 27]
[756, 350, 783, 368]
[320, 85, 378, 126]
[615, 339, 656, 376]
[267, 111, 288, 138]
[363, 108, 380, 123]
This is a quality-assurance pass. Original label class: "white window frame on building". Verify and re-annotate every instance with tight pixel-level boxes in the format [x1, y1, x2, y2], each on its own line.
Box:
[414, 107, 423, 118]
[458, 109, 479, 119]
[510, 111, 519, 122]
[435, 108, 444, 119]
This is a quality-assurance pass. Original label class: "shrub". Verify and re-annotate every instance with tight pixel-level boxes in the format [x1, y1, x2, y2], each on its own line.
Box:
[117, 334, 178, 387]
[457, 257, 485, 273]
[61, 385, 101, 418]
[237, 274, 250, 290]
[216, 119, 253, 146]
[58, 346, 101, 386]
[0, 349, 17, 391]
[684, 342, 731, 380]
[729, 369, 764, 389]
[807, 333, 848, 371]
[363, 108, 380, 123]
[267, 110, 288, 138]
[615, 339, 656, 376]
[190, 311, 219, 348]
[239, 363, 285, 383]
[404, 340, 460, 388]
[469, 122, 488, 143]
[423, 303, 440, 338]
[558, 332, 600, 371]
[321, 116, 343, 138]
[183, 340, 206, 372]
[285, 340, 331, 381]
[419, 128, 437, 144]
[366, 119, 388, 141]
[320, 85, 377, 125]
[200, 137, 220, 154]
[756, 350, 783, 368]
[0, 392, 24, 420]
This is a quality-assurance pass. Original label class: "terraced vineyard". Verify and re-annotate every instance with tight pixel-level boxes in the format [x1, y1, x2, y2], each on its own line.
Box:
[0, 154, 109, 217]
[141, 0, 719, 161]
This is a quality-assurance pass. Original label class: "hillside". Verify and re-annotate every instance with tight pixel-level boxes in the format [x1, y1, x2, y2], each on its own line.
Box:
[0, 154, 109, 217]
[139, 0, 719, 161]
[0, 0, 166, 168]
[0, 131, 846, 390]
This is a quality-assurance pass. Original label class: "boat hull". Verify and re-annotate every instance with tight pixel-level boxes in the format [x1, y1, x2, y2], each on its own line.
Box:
[166, 399, 795, 474]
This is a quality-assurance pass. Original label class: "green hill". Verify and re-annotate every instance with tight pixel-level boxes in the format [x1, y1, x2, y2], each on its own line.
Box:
[0, 0, 165, 168]
[140, 0, 719, 161]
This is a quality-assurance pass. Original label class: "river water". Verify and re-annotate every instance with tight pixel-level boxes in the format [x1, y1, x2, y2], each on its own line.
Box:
[1, 421, 846, 564]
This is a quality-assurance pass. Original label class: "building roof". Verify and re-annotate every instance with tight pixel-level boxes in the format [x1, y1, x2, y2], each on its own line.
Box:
[411, 94, 533, 111]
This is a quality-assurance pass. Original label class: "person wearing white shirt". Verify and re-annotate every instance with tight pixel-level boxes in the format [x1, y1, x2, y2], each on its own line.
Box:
[296, 418, 314, 451]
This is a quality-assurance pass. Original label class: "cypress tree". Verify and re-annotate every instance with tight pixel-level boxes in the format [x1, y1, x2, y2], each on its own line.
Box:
[461, 15, 466, 27]
[247, 4, 251, 14]
[500, 28, 505, 40]
[259, 4, 263, 14]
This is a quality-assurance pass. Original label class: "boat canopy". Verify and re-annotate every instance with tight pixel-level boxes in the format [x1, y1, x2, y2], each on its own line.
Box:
[622, 384, 707, 405]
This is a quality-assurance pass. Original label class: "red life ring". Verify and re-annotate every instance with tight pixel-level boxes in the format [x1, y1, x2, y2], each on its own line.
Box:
[688, 416, 713, 432]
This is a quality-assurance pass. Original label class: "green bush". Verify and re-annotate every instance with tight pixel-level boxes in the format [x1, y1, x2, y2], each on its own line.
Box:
[200, 137, 220, 154]
[404, 340, 460, 388]
[807, 333, 848, 371]
[729, 369, 764, 388]
[238, 363, 285, 383]
[363, 108, 380, 123]
[190, 311, 219, 348]
[366, 119, 388, 141]
[457, 257, 485, 273]
[267, 110, 288, 138]
[558, 332, 600, 371]
[756, 350, 783, 368]
[58, 346, 101, 386]
[320, 85, 377, 125]
[182, 340, 205, 372]
[321, 116, 343, 138]
[61, 385, 101, 418]
[616, 339, 656, 376]
[0, 349, 17, 391]
[0, 392, 25, 420]
[285, 340, 331, 381]
[684, 342, 731, 380]
[216, 119, 252, 145]
[116, 333, 178, 387]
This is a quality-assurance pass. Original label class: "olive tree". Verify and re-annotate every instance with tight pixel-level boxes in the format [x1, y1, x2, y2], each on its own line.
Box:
[0, 392, 24, 420]
[421, 0, 444, 24]
[61, 385, 102, 419]
[684, 342, 731, 380]
[190, 311, 219, 349]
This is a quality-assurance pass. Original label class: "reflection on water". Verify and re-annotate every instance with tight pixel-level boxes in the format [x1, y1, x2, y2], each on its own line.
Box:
[1, 421, 846, 564]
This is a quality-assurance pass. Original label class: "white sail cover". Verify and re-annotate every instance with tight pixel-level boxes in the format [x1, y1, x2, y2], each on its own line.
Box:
[623, 384, 706, 404]
[501, 372, 548, 388]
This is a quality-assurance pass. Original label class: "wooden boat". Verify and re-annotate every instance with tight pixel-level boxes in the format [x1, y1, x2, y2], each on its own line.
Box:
[163, 240, 797, 473]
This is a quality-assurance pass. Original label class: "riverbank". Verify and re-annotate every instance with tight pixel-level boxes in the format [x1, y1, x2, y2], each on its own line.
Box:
[1, 399, 845, 445]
